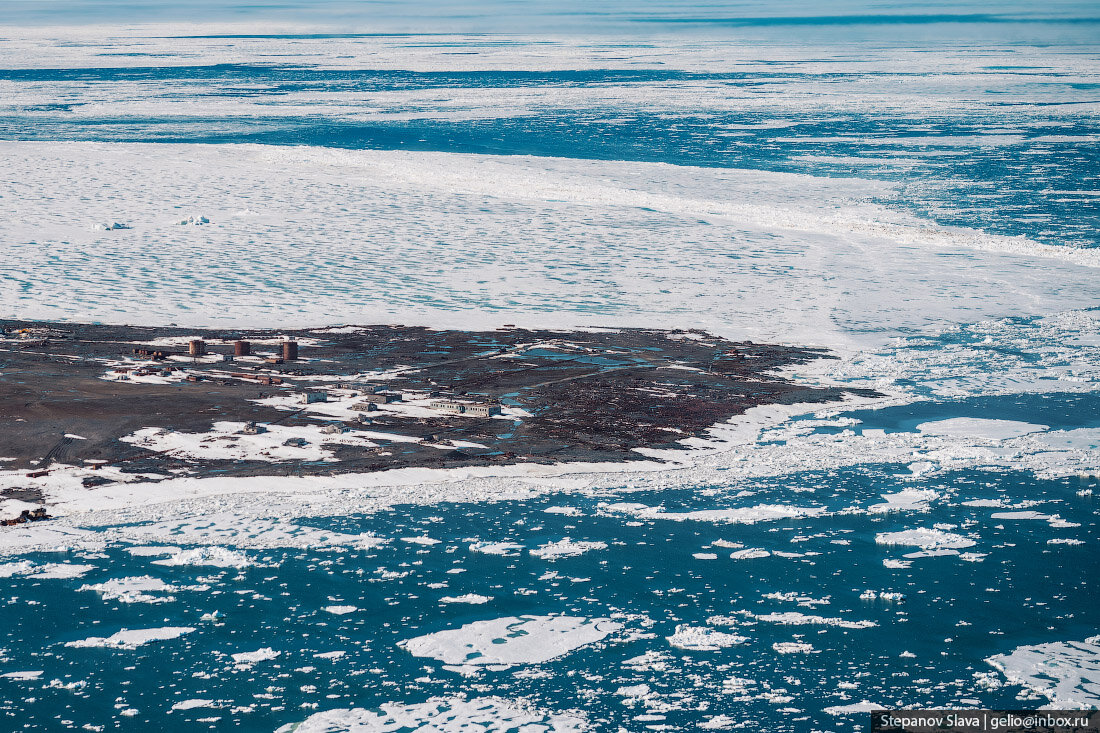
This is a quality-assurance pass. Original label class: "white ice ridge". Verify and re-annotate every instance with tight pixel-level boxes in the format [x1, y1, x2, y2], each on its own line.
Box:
[2, 142, 1097, 349]
[988, 636, 1100, 708]
[276, 696, 588, 733]
[398, 615, 621, 672]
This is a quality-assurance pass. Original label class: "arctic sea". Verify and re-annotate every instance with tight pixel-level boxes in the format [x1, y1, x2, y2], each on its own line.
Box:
[0, 5, 1098, 731]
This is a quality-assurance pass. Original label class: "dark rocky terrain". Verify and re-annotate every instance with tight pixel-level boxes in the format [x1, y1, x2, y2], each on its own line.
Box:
[0, 320, 875, 496]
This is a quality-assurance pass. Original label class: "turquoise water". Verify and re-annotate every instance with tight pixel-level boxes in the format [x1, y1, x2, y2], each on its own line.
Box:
[2, 463, 1096, 731]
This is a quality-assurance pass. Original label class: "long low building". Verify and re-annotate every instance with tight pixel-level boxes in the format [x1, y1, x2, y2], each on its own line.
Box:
[429, 399, 502, 417]
[356, 392, 398, 405]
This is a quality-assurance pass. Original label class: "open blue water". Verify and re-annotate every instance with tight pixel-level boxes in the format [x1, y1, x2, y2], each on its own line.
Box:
[2, 463, 1096, 731]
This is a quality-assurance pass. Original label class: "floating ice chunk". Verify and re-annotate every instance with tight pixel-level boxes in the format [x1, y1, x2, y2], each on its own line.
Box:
[400, 536, 441, 546]
[916, 418, 1047, 440]
[700, 715, 737, 729]
[876, 528, 975, 551]
[906, 461, 936, 477]
[172, 699, 215, 711]
[621, 650, 673, 672]
[93, 221, 130, 231]
[729, 548, 770, 560]
[1036, 428, 1100, 451]
[667, 625, 748, 651]
[175, 214, 209, 226]
[323, 606, 358, 615]
[1, 671, 43, 680]
[544, 506, 583, 516]
[399, 615, 620, 671]
[314, 651, 345, 660]
[868, 489, 938, 514]
[615, 684, 650, 698]
[27, 563, 95, 579]
[987, 637, 1100, 708]
[66, 626, 195, 650]
[824, 701, 883, 715]
[990, 511, 1078, 528]
[469, 541, 524, 557]
[754, 612, 876, 629]
[603, 502, 826, 525]
[231, 648, 281, 665]
[763, 592, 830, 607]
[440, 594, 492, 604]
[152, 546, 253, 568]
[883, 559, 912, 569]
[693, 552, 718, 560]
[0, 561, 34, 577]
[773, 642, 816, 654]
[276, 696, 587, 732]
[530, 538, 607, 560]
[80, 576, 177, 604]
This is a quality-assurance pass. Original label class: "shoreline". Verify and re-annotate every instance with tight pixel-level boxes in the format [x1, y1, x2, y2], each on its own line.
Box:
[0, 319, 875, 523]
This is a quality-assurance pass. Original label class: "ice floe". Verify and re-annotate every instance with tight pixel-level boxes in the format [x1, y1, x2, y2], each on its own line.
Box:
[987, 636, 1100, 708]
[754, 612, 876, 630]
[150, 546, 254, 568]
[729, 549, 771, 560]
[440, 594, 492, 605]
[601, 502, 826, 525]
[529, 538, 607, 560]
[876, 528, 976, 553]
[824, 701, 882, 715]
[79, 576, 178, 604]
[276, 696, 587, 732]
[231, 648, 281, 665]
[2, 562, 97, 579]
[666, 625, 748, 651]
[399, 615, 621, 672]
[916, 418, 1049, 440]
[773, 642, 817, 654]
[469, 541, 525, 556]
[65, 626, 195, 650]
